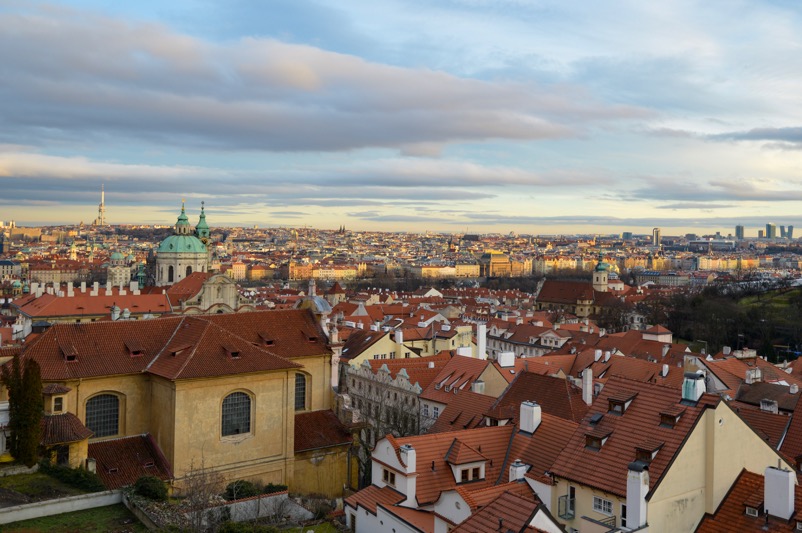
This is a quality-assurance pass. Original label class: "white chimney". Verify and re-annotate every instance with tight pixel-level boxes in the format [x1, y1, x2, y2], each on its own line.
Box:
[396, 329, 404, 346]
[765, 465, 794, 520]
[745, 367, 762, 384]
[662, 344, 670, 358]
[582, 368, 593, 406]
[92, 281, 99, 295]
[723, 346, 731, 355]
[67, 282, 74, 297]
[106, 281, 112, 293]
[626, 462, 649, 528]
[399, 444, 416, 473]
[498, 351, 515, 368]
[594, 349, 602, 362]
[682, 371, 706, 402]
[80, 281, 87, 293]
[509, 459, 528, 482]
[471, 379, 485, 394]
[791, 384, 799, 395]
[428, 361, 435, 369]
[477, 323, 487, 360]
[370, 324, 379, 331]
[662, 363, 669, 377]
[604, 351, 611, 362]
[519, 401, 541, 434]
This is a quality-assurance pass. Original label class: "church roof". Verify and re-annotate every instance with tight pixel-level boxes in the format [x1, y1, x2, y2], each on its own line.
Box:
[157, 234, 207, 254]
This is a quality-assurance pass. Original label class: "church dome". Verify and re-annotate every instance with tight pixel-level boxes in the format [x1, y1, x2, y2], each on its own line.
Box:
[157, 234, 207, 254]
[11, 280, 21, 288]
[110, 251, 125, 261]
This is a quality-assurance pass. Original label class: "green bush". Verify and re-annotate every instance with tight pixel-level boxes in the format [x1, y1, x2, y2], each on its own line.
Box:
[39, 461, 105, 492]
[134, 475, 168, 501]
[224, 480, 261, 500]
[263, 483, 287, 494]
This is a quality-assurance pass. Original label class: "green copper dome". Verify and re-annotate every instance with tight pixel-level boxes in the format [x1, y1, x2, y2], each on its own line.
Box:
[110, 251, 125, 261]
[157, 234, 207, 254]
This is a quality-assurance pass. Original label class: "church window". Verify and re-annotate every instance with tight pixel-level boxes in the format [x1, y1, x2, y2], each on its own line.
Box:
[186, 266, 192, 277]
[168, 266, 174, 283]
[86, 394, 120, 438]
[222, 392, 252, 436]
[295, 374, 307, 411]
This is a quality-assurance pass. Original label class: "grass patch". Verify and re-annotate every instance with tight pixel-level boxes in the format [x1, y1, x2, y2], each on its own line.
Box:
[4, 503, 147, 533]
[0, 472, 85, 499]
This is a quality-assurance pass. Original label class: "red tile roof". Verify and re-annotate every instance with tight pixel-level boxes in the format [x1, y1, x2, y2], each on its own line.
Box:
[40, 413, 93, 445]
[294, 410, 353, 453]
[428, 390, 496, 433]
[88, 434, 173, 490]
[450, 488, 541, 533]
[696, 469, 802, 532]
[550, 375, 720, 497]
[13, 289, 172, 319]
[344, 484, 405, 514]
[484, 372, 589, 424]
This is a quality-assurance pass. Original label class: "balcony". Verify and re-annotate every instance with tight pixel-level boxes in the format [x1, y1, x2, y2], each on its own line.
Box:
[558, 494, 575, 520]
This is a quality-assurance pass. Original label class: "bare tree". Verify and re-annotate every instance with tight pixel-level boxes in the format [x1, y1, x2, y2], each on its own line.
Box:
[179, 456, 226, 532]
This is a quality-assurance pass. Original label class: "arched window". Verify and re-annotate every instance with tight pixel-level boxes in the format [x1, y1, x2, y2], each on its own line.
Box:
[295, 374, 307, 411]
[222, 392, 251, 436]
[168, 265, 174, 282]
[86, 394, 120, 438]
[186, 266, 192, 277]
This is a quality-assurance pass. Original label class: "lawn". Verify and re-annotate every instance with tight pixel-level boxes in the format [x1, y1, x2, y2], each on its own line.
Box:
[0, 471, 85, 501]
[3, 503, 147, 533]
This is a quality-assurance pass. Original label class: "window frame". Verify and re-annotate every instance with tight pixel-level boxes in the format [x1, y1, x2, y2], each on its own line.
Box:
[85, 393, 121, 438]
[221, 391, 253, 438]
[295, 373, 308, 411]
[593, 496, 613, 516]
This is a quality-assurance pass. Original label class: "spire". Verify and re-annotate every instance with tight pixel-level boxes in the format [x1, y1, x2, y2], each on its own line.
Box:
[196, 200, 210, 242]
[175, 201, 191, 235]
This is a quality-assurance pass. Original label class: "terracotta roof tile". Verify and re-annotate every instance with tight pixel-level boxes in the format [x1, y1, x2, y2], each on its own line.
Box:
[344, 484, 405, 514]
[40, 413, 93, 445]
[294, 410, 352, 453]
[484, 372, 588, 424]
[550, 375, 719, 497]
[428, 391, 496, 433]
[451, 489, 540, 533]
[88, 434, 173, 490]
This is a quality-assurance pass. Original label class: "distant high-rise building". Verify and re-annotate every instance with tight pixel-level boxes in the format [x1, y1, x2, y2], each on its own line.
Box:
[652, 227, 661, 247]
[766, 223, 777, 239]
[788, 225, 794, 240]
[758, 230, 765, 239]
[735, 225, 745, 240]
[780, 225, 787, 238]
[622, 231, 633, 240]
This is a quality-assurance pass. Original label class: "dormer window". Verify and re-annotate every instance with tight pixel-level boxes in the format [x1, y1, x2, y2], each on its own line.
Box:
[607, 391, 637, 415]
[585, 428, 612, 451]
[659, 405, 686, 428]
[53, 396, 63, 413]
[745, 506, 760, 517]
[635, 440, 663, 463]
[125, 340, 145, 358]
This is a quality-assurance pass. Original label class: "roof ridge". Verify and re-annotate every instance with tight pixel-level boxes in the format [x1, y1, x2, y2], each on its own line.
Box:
[144, 316, 184, 372]
[172, 317, 207, 379]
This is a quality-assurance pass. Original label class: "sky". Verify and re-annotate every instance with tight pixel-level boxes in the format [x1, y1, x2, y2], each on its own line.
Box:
[2, 1, 802, 236]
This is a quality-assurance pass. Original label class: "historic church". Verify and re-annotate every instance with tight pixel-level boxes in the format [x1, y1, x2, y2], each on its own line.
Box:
[155, 202, 211, 286]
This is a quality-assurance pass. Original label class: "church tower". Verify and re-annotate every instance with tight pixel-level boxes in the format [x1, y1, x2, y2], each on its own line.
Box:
[155, 202, 209, 286]
[592, 250, 609, 292]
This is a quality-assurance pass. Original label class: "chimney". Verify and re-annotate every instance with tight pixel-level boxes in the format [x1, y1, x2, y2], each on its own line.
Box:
[662, 363, 669, 377]
[519, 401, 541, 434]
[477, 323, 487, 360]
[723, 346, 731, 355]
[604, 351, 611, 363]
[682, 371, 706, 402]
[428, 361, 435, 369]
[399, 444, 417, 507]
[765, 465, 794, 520]
[106, 281, 112, 293]
[582, 368, 593, 406]
[626, 462, 649, 528]
[67, 282, 74, 297]
[760, 399, 779, 414]
[662, 344, 670, 358]
[92, 281, 99, 295]
[80, 281, 86, 293]
[498, 351, 515, 368]
[791, 384, 799, 394]
[471, 379, 485, 394]
[509, 459, 527, 482]
[395, 329, 404, 346]
[594, 349, 602, 362]
[745, 367, 762, 384]
[308, 279, 316, 297]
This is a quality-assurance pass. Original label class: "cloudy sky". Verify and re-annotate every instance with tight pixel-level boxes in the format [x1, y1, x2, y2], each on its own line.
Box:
[2, 1, 802, 236]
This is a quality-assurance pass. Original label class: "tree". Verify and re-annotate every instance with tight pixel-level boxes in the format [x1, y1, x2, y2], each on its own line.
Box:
[1, 356, 43, 467]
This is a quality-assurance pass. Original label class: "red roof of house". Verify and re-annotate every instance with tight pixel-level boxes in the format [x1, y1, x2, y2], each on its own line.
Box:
[294, 410, 352, 453]
[40, 412, 93, 445]
[88, 434, 173, 490]
[550, 375, 720, 497]
[484, 372, 589, 424]
[696, 469, 802, 532]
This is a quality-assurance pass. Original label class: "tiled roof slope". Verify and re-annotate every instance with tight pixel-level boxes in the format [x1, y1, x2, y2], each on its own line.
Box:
[485, 372, 588, 424]
[13, 290, 172, 318]
[428, 390, 496, 433]
[16, 313, 309, 381]
[205, 309, 332, 359]
[390, 425, 515, 505]
[508, 413, 579, 482]
[40, 413, 93, 445]
[550, 375, 720, 497]
[365, 351, 452, 390]
[165, 271, 210, 306]
[88, 434, 173, 490]
[340, 328, 387, 362]
[294, 410, 352, 453]
[450, 489, 540, 533]
[696, 469, 802, 532]
[420, 355, 490, 404]
[734, 407, 791, 448]
[344, 484, 405, 514]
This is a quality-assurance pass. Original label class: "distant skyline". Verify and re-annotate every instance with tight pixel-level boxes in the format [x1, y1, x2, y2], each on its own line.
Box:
[2, 2, 802, 235]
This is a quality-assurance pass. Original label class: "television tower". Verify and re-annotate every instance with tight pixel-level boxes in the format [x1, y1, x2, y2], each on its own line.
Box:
[95, 184, 106, 226]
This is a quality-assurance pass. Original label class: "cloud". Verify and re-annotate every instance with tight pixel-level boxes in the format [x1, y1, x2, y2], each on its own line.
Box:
[0, 5, 646, 154]
[712, 127, 802, 146]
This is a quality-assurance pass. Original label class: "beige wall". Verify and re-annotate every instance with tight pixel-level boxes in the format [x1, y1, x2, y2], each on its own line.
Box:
[293, 444, 354, 498]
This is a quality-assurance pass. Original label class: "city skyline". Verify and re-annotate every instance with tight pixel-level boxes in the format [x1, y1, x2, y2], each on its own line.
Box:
[3, 2, 802, 234]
